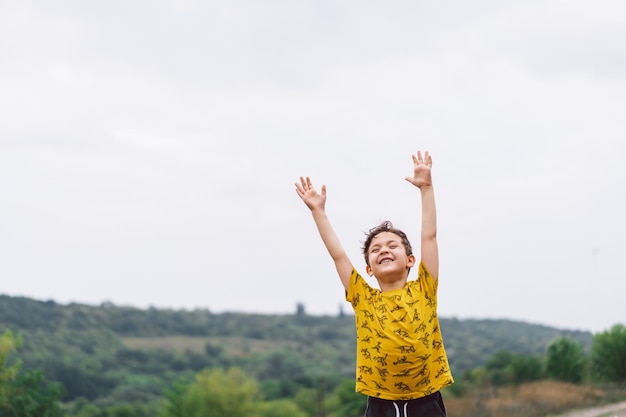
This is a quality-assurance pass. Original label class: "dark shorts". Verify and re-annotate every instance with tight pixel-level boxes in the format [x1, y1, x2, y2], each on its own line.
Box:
[364, 391, 447, 417]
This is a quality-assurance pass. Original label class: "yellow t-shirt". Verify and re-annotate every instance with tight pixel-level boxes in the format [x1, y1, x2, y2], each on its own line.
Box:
[346, 262, 454, 400]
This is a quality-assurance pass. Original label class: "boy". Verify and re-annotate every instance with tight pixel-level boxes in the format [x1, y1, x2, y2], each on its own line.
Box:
[295, 150, 453, 417]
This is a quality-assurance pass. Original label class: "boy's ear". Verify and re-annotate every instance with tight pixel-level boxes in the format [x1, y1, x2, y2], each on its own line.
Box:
[407, 254, 416, 267]
[366, 264, 373, 276]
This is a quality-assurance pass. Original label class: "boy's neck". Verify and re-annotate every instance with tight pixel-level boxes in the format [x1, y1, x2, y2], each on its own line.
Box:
[376, 275, 409, 292]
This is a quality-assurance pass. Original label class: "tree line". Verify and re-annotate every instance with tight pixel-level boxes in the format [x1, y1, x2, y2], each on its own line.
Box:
[0, 295, 624, 416]
[2, 325, 626, 417]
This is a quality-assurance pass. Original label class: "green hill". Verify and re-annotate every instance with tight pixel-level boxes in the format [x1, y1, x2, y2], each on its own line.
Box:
[0, 294, 593, 406]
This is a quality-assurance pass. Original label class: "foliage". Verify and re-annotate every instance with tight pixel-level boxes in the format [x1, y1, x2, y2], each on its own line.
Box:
[161, 367, 262, 417]
[63, 399, 101, 417]
[0, 331, 65, 417]
[508, 354, 544, 384]
[486, 350, 516, 385]
[0, 294, 615, 416]
[102, 401, 157, 417]
[0, 369, 65, 417]
[0, 330, 22, 405]
[484, 350, 543, 385]
[257, 399, 308, 417]
[591, 324, 626, 383]
[325, 378, 367, 417]
[545, 337, 587, 383]
[443, 318, 592, 374]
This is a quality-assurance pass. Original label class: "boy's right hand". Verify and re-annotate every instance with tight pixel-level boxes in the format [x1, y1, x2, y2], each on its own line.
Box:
[295, 176, 326, 212]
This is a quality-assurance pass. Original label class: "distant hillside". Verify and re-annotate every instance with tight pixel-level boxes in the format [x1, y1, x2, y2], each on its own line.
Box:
[0, 293, 596, 407]
[0, 293, 592, 374]
[0, 292, 598, 409]
[442, 317, 593, 372]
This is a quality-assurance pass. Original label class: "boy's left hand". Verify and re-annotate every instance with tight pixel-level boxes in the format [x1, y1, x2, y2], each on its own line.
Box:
[405, 150, 433, 188]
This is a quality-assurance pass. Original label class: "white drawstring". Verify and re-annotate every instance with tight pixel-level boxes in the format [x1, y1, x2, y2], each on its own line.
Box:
[392, 402, 400, 417]
[392, 401, 410, 417]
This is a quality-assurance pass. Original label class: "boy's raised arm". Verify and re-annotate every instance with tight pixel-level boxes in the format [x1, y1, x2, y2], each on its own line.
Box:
[405, 151, 439, 281]
[295, 177, 353, 291]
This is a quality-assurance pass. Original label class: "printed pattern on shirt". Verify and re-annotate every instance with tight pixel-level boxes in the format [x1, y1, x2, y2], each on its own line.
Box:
[346, 262, 454, 400]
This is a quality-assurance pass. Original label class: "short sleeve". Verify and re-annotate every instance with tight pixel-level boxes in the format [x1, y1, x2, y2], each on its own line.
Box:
[417, 261, 438, 294]
[345, 268, 360, 303]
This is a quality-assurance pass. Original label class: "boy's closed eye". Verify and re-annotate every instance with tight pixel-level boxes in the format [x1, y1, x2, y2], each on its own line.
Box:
[371, 244, 397, 253]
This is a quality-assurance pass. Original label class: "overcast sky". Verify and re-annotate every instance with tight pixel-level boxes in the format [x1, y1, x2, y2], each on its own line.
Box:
[1, 0, 624, 334]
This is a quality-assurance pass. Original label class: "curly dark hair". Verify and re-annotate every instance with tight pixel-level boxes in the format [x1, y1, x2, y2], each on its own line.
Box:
[361, 221, 413, 267]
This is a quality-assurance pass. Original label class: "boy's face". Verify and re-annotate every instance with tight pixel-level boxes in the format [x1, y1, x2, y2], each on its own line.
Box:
[365, 231, 415, 280]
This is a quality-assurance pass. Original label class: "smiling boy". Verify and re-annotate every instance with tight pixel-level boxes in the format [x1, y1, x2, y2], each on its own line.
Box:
[295, 150, 453, 417]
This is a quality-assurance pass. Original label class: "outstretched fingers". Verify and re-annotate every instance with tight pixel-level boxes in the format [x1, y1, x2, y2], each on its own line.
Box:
[412, 150, 432, 167]
[294, 177, 304, 196]
[295, 176, 327, 211]
[295, 176, 324, 197]
[295, 176, 312, 191]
